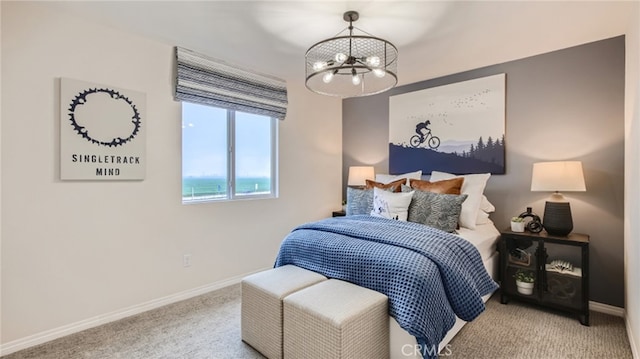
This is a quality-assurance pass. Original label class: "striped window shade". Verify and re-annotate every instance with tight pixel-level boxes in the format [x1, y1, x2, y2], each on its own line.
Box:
[174, 47, 288, 120]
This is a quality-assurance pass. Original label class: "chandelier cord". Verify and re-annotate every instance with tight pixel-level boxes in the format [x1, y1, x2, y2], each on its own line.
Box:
[349, 17, 354, 72]
[331, 25, 375, 39]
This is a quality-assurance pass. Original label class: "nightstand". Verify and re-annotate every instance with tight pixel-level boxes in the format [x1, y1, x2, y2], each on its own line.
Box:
[499, 229, 590, 325]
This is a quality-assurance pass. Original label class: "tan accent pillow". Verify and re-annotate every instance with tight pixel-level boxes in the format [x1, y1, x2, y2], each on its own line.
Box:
[409, 177, 464, 194]
[365, 178, 406, 193]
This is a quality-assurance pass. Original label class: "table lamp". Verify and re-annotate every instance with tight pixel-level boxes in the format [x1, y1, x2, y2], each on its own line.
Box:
[530, 161, 586, 236]
[347, 166, 375, 188]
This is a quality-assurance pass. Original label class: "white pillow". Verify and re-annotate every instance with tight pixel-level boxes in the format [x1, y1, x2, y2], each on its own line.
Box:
[476, 210, 491, 225]
[480, 195, 496, 213]
[370, 187, 414, 221]
[375, 170, 422, 186]
[430, 171, 491, 230]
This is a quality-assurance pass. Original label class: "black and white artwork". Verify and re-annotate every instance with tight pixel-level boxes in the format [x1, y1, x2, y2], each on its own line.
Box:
[389, 73, 506, 175]
[60, 78, 146, 180]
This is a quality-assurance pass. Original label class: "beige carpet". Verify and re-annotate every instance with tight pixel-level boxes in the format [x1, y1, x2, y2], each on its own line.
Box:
[2, 284, 263, 359]
[1, 284, 632, 359]
[447, 295, 632, 358]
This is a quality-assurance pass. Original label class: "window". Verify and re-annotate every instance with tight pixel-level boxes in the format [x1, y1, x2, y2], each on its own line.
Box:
[175, 47, 285, 203]
[182, 102, 277, 203]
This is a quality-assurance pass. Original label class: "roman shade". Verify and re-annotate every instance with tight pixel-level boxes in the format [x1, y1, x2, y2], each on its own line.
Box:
[175, 47, 288, 120]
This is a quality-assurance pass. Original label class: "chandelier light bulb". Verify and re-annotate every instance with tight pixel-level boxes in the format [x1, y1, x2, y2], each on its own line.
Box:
[351, 72, 361, 86]
[373, 69, 386, 78]
[323, 71, 334, 83]
[313, 61, 327, 71]
[335, 53, 347, 63]
[366, 56, 381, 67]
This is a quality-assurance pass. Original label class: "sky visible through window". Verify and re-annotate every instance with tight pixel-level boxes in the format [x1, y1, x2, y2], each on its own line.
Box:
[182, 103, 272, 179]
[235, 111, 272, 178]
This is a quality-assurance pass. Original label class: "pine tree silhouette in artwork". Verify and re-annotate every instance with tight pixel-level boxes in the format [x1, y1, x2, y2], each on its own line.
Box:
[487, 136, 494, 149]
[462, 135, 505, 167]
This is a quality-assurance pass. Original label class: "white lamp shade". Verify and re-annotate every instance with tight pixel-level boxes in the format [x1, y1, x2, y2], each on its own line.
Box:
[530, 161, 586, 192]
[347, 166, 375, 186]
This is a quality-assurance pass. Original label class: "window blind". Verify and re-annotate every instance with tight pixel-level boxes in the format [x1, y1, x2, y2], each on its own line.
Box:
[175, 47, 288, 120]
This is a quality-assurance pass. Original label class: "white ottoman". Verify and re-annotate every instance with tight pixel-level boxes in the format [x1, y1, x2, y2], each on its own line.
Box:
[283, 279, 389, 359]
[241, 265, 327, 359]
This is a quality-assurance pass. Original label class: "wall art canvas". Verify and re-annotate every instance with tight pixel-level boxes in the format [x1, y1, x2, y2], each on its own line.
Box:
[60, 78, 146, 180]
[389, 73, 506, 175]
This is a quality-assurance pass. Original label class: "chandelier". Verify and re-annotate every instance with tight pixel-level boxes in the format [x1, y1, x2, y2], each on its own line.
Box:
[305, 11, 398, 98]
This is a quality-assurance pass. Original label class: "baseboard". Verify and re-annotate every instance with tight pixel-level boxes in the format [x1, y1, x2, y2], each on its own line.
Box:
[589, 300, 625, 317]
[627, 317, 639, 359]
[0, 266, 271, 356]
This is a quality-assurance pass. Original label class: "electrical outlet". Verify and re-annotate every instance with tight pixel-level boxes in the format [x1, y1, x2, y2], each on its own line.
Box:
[183, 254, 192, 267]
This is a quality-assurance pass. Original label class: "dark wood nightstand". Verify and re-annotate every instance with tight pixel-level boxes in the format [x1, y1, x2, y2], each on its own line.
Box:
[499, 229, 590, 325]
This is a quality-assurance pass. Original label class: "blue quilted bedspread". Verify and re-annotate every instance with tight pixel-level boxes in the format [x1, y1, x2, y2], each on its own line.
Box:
[274, 215, 498, 358]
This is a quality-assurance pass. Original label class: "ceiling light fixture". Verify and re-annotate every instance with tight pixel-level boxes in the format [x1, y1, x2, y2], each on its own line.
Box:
[305, 11, 398, 98]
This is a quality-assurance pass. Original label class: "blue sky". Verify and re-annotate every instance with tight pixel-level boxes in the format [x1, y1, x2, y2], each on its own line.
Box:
[182, 103, 272, 178]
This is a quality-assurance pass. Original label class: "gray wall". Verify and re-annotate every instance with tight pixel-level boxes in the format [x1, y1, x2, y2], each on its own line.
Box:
[342, 36, 625, 307]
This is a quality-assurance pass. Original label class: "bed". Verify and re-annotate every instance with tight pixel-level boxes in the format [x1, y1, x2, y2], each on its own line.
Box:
[274, 171, 500, 359]
[390, 220, 500, 358]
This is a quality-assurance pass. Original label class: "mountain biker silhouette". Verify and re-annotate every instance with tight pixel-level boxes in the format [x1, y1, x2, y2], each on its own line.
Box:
[415, 120, 431, 140]
[410, 120, 440, 149]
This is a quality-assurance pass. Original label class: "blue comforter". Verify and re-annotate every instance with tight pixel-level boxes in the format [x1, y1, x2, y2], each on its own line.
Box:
[274, 215, 498, 358]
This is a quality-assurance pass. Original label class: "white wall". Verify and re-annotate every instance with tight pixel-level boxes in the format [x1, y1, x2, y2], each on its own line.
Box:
[0, 1, 341, 351]
[625, 2, 640, 356]
[0, 1, 3, 347]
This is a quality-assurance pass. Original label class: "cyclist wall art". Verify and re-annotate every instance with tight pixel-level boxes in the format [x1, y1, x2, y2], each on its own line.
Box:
[388, 74, 506, 175]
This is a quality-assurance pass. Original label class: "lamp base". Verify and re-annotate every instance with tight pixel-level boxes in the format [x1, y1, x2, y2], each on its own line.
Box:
[543, 201, 573, 236]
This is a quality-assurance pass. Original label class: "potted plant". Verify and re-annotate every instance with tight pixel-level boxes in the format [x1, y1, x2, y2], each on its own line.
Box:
[514, 269, 535, 295]
[510, 216, 526, 232]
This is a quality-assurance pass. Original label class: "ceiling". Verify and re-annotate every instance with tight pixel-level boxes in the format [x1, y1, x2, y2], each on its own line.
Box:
[41, 1, 635, 87]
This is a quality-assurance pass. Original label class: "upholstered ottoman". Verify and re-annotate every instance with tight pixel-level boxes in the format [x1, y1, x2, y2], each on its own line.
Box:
[283, 279, 389, 359]
[241, 265, 327, 359]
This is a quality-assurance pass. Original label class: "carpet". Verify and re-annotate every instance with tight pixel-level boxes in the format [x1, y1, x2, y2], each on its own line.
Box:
[2, 284, 632, 359]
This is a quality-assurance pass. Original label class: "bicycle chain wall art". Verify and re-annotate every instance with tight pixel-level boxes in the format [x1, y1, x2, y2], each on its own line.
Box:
[388, 73, 506, 175]
[60, 78, 146, 180]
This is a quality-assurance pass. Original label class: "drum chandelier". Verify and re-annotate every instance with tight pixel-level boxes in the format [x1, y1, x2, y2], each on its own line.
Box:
[305, 11, 398, 98]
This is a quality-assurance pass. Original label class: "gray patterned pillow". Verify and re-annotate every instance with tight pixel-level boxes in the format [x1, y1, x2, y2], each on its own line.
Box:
[346, 187, 374, 215]
[407, 189, 468, 232]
